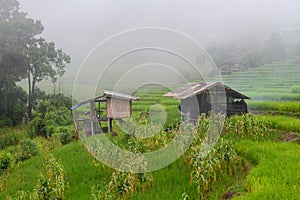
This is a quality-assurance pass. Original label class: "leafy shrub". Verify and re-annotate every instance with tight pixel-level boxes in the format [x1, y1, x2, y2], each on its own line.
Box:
[31, 105, 73, 138]
[0, 153, 12, 172]
[0, 127, 26, 150]
[0, 117, 13, 128]
[17, 139, 39, 161]
[59, 132, 73, 145]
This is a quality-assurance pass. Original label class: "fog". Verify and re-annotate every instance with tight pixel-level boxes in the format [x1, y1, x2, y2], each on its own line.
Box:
[19, 0, 300, 67]
[17, 0, 300, 98]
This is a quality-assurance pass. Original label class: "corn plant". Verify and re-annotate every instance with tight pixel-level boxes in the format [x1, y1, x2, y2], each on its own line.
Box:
[0, 173, 8, 192]
[182, 114, 242, 199]
[224, 114, 272, 140]
[12, 155, 68, 200]
[188, 138, 241, 198]
[91, 171, 154, 200]
[34, 155, 68, 199]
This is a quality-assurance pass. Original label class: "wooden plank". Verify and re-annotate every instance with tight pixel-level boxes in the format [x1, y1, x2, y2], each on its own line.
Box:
[106, 97, 131, 119]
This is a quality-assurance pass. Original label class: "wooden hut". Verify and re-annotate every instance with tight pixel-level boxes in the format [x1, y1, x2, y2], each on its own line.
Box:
[219, 59, 246, 75]
[71, 90, 139, 137]
[164, 82, 250, 120]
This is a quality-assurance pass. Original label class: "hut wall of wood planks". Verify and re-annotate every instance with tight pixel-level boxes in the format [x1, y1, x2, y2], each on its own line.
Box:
[71, 90, 139, 137]
[163, 82, 250, 120]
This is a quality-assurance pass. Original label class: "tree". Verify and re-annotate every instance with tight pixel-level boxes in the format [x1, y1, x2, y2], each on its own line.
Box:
[0, 0, 43, 121]
[26, 38, 71, 119]
[0, 0, 71, 124]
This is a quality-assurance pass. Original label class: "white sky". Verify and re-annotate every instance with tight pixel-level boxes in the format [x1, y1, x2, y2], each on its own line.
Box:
[19, 0, 300, 68]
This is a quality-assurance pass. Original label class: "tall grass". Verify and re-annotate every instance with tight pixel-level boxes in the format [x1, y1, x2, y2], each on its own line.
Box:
[248, 101, 300, 113]
[0, 141, 112, 199]
[256, 115, 300, 133]
[234, 140, 300, 200]
[0, 126, 31, 150]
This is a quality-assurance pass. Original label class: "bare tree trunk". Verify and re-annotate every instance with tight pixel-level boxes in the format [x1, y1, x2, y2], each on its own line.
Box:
[27, 70, 32, 120]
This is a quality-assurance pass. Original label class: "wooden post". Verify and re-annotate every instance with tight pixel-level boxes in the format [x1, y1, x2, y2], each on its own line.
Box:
[108, 118, 112, 132]
[90, 101, 95, 135]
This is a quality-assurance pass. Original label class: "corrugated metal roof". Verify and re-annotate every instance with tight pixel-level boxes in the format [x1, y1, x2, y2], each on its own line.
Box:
[163, 82, 250, 99]
[72, 91, 139, 110]
[103, 90, 140, 100]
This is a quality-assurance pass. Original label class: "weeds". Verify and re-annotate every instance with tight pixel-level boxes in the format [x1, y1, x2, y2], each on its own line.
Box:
[12, 154, 68, 200]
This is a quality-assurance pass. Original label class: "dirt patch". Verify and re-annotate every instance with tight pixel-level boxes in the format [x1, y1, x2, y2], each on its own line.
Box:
[278, 131, 300, 144]
[222, 190, 238, 199]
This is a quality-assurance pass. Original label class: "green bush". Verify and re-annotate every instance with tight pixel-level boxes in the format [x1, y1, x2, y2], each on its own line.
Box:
[59, 132, 72, 145]
[17, 139, 39, 161]
[0, 153, 12, 172]
[0, 127, 25, 150]
[0, 118, 13, 128]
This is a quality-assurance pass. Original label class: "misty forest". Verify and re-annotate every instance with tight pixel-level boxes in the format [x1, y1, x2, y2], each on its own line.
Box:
[0, 0, 300, 199]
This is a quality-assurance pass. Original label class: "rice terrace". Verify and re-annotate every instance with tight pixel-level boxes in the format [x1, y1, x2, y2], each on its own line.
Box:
[1, 0, 300, 200]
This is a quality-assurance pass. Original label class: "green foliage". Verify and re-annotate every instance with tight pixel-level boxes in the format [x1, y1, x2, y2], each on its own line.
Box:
[221, 59, 300, 101]
[12, 155, 68, 200]
[59, 131, 73, 145]
[256, 115, 300, 133]
[0, 0, 43, 122]
[234, 140, 300, 200]
[0, 86, 27, 126]
[30, 94, 73, 138]
[0, 126, 28, 150]
[16, 138, 39, 161]
[0, 142, 103, 199]
[91, 171, 154, 200]
[187, 130, 243, 199]
[0, 0, 71, 122]
[224, 114, 273, 141]
[0, 117, 13, 128]
[0, 152, 12, 172]
[33, 155, 68, 200]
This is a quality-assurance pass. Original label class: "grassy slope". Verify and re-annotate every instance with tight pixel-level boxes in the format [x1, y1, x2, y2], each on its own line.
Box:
[131, 159, 199, 200]
[233, 139, 300, 200]
[256, 115, 300, 133]
[221, 59, 300, 101]
[1, 141, 201, 199]
[51, 142, 112, 199]
[0, 139, 244, 200]
[1, 141, 202, 199]
[1, 134, 300, 199]
[0, 141, 112, 199]
[248, 101, 300, 113]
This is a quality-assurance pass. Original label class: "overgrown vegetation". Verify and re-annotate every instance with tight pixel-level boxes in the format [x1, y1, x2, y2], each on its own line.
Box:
[12, 154, 68, 200]
[1, 0, 299, 199]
